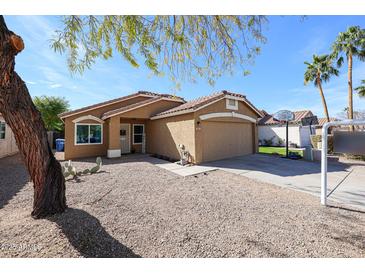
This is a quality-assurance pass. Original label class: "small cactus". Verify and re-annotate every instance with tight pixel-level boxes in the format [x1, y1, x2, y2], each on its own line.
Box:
[90, 165, 100, 174]
[62, 157, 103, 180]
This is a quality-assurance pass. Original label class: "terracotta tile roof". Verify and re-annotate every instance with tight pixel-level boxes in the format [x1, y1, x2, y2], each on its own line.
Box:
[153, 90, 263, 118]
[101, 97, 162, 119]
[59, 91, 184, 119]
[258, 110, 314, 125]
[261, 109, 269, 116]
[316, 117, 339, 127]
[138, 91, 184, 101]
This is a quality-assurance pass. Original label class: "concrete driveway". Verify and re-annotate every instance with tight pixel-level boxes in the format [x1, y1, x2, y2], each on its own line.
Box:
[201, 154, 365, 210]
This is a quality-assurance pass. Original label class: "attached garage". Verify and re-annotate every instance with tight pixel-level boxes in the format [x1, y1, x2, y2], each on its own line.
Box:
[200, 120, 254, 162]
[150, 90, 263, 164]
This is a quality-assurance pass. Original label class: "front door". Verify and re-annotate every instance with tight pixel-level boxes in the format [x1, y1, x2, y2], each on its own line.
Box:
[120, 123, 131, 154]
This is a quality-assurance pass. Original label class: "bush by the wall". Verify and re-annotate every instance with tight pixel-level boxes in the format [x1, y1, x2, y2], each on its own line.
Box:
[310, 134, 333, 153]
[344, 154, 365, 161]
[263, 136, 275, 146]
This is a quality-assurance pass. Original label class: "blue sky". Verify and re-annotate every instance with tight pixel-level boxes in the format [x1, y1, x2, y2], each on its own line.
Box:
[4, 15, 365, 118]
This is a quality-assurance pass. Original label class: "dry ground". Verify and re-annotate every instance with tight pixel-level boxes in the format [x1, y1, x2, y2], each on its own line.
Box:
[0, 154, 364, 258]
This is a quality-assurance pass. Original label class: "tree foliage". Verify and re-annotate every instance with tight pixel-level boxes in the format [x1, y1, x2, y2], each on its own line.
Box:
[304, 54, 339, 86]
[51, 16, 267, 87]
[331, 26, 365, 66]
[355, 79, 365, 97]
[304, 54, 338, 122]
[33, 96, 69, 131]
[331, 25, 365, 125]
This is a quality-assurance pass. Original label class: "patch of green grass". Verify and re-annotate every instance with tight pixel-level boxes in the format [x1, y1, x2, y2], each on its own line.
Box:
[259, 146, 303, 157]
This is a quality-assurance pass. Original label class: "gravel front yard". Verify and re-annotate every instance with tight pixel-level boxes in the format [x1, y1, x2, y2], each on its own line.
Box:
[0, 154, 364, 258]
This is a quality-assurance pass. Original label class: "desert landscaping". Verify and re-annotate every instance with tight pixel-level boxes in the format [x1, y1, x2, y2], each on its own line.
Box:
[1, 154, 364, 258]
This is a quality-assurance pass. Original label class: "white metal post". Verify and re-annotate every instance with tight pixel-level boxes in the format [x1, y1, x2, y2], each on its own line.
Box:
[320, 119, 365, 206]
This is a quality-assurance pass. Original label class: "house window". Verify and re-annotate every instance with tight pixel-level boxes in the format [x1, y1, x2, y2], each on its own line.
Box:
[75, 124, 102, 145]
[133, 124, 144, 144]
[0, 122, 5, 140]
[226, 98, 238, 110]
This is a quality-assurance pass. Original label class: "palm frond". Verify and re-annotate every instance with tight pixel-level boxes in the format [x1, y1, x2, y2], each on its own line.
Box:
[336, 56, 344, 67]
[303, 54, 338, 87]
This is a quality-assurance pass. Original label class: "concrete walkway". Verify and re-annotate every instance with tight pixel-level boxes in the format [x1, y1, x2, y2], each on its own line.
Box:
[150, 153, 365, 210]
[201, 154, 365, 210]
[151, 158, 217, 176]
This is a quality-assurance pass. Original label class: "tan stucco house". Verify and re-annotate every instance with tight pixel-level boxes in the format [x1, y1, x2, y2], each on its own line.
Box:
[0, 114, 19, 158]
[59, 90, 263, 164]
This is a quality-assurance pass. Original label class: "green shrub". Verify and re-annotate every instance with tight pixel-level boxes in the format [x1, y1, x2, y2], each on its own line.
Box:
[344, 154, 365, 161]
[277, 138, 284, 146]
[310, 134, 321, 148]
[263, 136, 275, 146]
[310, 134, 333, 153]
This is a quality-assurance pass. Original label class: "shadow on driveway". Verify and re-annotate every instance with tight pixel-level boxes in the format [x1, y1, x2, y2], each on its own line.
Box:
[49, 208, 141, 258]
[0, 154, 28, 209]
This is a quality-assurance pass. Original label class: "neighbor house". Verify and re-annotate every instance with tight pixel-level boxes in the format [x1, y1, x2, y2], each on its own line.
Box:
[314, 117, 339, 135]
[258, 110, 315, 148]
[59, 90, 263, 164]
[0, 114, 19, 158]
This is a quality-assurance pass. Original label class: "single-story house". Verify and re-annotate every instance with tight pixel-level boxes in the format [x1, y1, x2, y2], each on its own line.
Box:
[0, 114, 19, 158]
[59, 90, 263, 164]
[258, 110, 315, 148]
[314, 117, 339, 135]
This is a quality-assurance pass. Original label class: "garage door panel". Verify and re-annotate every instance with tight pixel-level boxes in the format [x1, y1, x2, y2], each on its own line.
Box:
[202, 121, 253, 162]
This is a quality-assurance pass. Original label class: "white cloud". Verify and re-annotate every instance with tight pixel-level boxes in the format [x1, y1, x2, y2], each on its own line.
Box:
[13, 16, 57, 43]
[26, 80, 36, 85]
[34, 65, 110, 101]
[299, 37, 328, 59]
[50, 83, 62, 88]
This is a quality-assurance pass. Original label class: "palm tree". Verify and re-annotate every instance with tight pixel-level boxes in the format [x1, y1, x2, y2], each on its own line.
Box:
[355, 80, 365, 97]
[304, 54, 339, 123]
[332, 26, 365, 128]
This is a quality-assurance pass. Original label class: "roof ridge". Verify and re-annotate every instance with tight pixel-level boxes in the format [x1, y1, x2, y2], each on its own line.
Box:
[101, 97, 162, 119]
[153, 90, 261, 119]
[59, 90, 184, 118]
[137, 91, 185, 101]
[154, 91, 226, 117]
[293, 110, 312, 114]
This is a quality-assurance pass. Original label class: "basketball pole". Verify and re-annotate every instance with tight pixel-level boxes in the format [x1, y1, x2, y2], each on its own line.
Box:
[286, 120, 289, 158]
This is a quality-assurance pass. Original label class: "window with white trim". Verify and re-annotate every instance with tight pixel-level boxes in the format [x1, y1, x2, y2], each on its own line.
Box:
[133, 124, 144, 144]
[226, 98, 238, 110]
[0, 122, 5, 140]
[75, 124, 102, 145]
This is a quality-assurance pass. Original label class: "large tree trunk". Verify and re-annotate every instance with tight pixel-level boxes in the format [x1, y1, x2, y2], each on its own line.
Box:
[348, 53, 354, 131]
[317, 77, 330, 123]
[0, 16, 66, 218]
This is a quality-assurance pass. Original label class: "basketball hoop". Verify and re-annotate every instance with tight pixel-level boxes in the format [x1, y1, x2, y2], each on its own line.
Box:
[273, 110, 294, 158]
